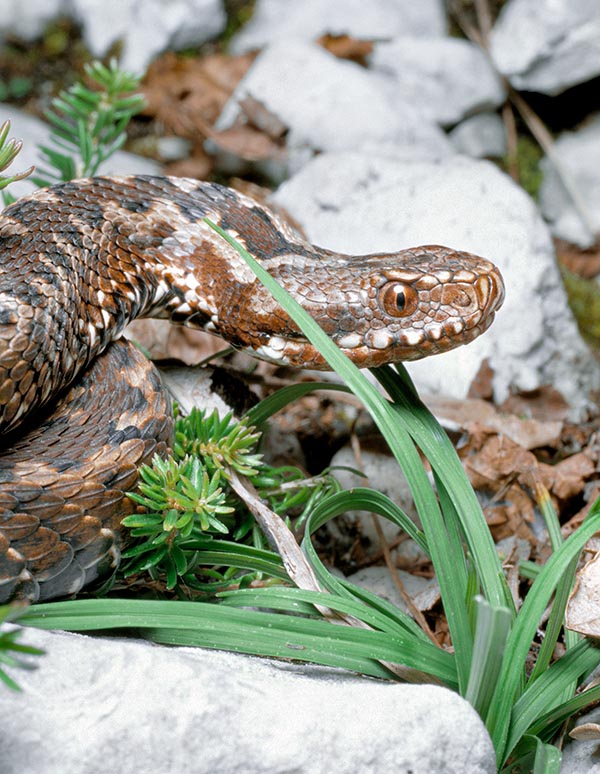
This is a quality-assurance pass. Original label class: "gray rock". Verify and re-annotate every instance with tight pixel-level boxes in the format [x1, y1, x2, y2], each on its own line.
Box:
[272, 151, 600, 413]
[490, 0, 600, 95]
[329, 446, 418, 546]
[0, 105, 161, 199]
[370, 37, 506, 127]
[449, 113, 507, 158]
[0, 0, 64, 40]
[560, 704, 600, 772]
[230, 0, 447, 54]
[213, 40, 452, 181]
[348, 566, 440, 614]
[0, 628, 496, 773]
[71, 0, 226, 73]
[538, 114, 600, 248]
[0, 0, 226, 75]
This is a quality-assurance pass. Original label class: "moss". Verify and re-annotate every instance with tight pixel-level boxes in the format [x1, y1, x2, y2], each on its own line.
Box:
[560, 265, 600, 351]
[501, 135, 544, 200]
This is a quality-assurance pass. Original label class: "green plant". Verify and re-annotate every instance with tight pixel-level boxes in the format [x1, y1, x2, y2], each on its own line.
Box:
[0, 120, 33, 191]
[0, 76, 33, 102]
[19, 225, 600, 771]
[2, 54, 596, 771]
[0, 605, 44, 691]
[119, 407, 341, 592]
[33, 59, 145, 187]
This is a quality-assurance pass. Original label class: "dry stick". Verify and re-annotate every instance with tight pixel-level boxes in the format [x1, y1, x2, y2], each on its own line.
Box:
[452, 0, 598, 241]
[228, 468, 445, 685]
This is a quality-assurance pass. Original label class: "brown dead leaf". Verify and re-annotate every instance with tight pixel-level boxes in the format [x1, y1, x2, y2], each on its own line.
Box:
[567, 551, 600, 637]
[550, 452, 596, 500]
[500, 386, 570, 423]
[426, 394, 563, 450]
[208, 124, 287, 162]
[142, 51, 255, 138]
[467, 358, 495, 400]
[569, 723, 600, 741]
[555, 237, 600, 279]
[318, 34, 374, 65]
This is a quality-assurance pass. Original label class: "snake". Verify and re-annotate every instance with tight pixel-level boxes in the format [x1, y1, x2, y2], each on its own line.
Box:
[0, 175, 505, 603]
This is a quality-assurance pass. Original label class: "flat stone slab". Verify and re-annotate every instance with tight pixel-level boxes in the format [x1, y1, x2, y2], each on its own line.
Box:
[0, 628, 495, 774]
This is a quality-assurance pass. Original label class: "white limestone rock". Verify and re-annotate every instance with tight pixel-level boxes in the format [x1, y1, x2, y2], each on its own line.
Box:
[538, 115, 600, 248]
[347, 566, 440, 614]
[272, 151, 600, 413]
[370, 37, 506, 128]
[490, 0, 600, 95]
[0, 0, 226, 75]
[213, 40, 452, 181]
[329, 446, 418, 545]
[0, 105, 161, 201]
[0, 628, 496, 774]
[70, 0, 226, 73]
[0, 0, 65, 40]
[230, 0, 447, 54]
[560, 704, 600, 773]
[449, 113, 507, 159]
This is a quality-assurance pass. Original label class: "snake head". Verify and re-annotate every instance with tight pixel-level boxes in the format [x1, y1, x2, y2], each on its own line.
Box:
[228, 244, 505, 370]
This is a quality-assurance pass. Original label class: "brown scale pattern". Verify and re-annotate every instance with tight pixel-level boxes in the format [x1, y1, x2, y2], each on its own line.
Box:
[0, 176, 505, 601]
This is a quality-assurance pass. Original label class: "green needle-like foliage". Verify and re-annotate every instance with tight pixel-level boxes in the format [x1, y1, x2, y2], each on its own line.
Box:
[0, 605, 44, 691]
[121, 407, 339, 591]
[33, 59, 146, 186]
[174, 408, 263, 476]
[0, 120, 33, 192]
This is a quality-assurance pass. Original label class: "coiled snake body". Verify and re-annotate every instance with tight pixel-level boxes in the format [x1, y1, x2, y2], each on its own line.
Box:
[0, 175, 504, 602]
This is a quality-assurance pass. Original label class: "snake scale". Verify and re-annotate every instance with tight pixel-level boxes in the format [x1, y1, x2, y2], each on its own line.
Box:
[0, 175, 504, 602]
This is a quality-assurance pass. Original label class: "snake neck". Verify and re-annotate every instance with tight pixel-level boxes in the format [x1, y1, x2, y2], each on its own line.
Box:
[0, 175, 505, 434]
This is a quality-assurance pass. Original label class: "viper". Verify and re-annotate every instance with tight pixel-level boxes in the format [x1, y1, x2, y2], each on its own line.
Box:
[0, 175, 505, 602]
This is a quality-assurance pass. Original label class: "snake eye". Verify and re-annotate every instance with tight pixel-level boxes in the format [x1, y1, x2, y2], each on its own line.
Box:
[380, 282, 418, 318]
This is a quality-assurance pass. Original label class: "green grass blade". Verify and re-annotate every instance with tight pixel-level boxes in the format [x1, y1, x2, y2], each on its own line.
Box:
[487, 501, 600, 764]
[21, 598, 452, 682]
[505, 638, 600, 754]
[245, 382, 349, 426]
[465, 596, 513, 719]
[204, 219, 478, 690]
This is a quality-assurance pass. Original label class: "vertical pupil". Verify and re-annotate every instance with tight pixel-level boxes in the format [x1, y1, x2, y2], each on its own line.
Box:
[396, 290, 406, 311]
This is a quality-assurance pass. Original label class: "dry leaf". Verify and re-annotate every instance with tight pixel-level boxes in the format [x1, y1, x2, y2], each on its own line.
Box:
[567, 551, 600, 637]
[569, 723, 600, 741]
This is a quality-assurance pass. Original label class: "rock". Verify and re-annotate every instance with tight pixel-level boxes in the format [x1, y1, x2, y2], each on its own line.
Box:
[0, 105, 161, 200]
[71, 0, 226, 73]
[370, 37, 505, 128]
[0, 0, 64, 40]
[347, 566, 440, 614]
[538, 114, 600, 248]
[0, 628, 496, 773]
[272, 151, 600, 413]
[213, 40, 452, 181]
[449, 113, 507, 159]
[560, 704, 600, 773]
[0, 0, 226, 75]
[329, 446, 418, 546]
[490, 0, 600, 95]
[230, 0, 447, 54]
